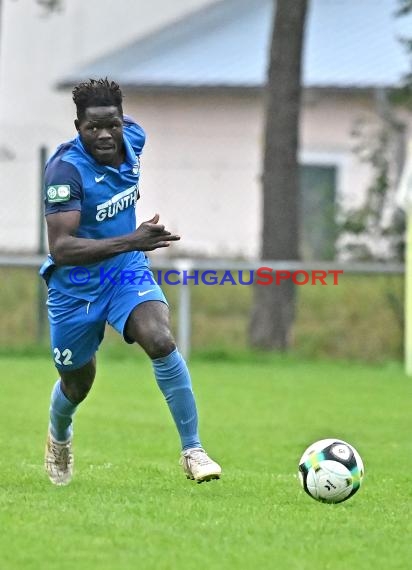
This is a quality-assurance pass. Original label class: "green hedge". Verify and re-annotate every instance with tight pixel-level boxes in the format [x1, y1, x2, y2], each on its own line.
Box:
[0, 267, 404, 362]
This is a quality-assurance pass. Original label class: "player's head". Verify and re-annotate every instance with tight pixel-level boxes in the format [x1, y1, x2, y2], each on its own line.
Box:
[73, 78, 123, 121]
[73, 78, 124, 166]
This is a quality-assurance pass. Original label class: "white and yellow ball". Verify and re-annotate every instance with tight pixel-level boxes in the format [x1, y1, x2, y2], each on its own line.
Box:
[298, 438, 364, 504]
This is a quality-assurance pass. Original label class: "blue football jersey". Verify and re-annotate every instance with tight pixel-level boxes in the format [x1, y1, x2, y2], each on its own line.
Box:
[40, 116, 148, 301]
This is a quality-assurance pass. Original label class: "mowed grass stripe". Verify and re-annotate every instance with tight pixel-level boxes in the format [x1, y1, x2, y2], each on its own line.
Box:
[0, 354, 411, 569]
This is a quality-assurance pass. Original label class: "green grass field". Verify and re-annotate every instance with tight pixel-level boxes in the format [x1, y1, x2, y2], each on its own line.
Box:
[1, 351, 412, 569]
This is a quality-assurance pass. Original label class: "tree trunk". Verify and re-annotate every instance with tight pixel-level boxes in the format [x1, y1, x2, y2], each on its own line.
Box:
[249, 0, 308, 350]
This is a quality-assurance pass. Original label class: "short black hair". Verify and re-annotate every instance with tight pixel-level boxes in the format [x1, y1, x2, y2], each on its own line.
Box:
[72, 78, 123, 121]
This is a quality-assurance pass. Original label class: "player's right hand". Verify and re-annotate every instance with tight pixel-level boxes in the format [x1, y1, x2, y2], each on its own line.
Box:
[131, 214, 180, 251]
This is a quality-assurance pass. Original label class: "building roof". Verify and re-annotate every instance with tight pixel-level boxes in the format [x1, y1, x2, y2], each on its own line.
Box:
[59, 0, 412, 91]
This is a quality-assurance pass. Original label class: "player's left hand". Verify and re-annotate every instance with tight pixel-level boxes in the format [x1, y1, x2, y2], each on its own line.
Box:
[129, 214, 181, 251]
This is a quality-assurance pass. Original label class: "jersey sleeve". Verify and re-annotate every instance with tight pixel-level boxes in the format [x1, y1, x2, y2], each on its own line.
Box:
[123, 115, 146, 156]
[44, 158, 83, 215]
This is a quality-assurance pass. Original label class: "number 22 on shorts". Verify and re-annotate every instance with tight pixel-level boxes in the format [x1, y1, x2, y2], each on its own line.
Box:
[54, 347, 73, 366]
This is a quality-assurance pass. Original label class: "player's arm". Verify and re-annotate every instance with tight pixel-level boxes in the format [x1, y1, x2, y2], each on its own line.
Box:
[47, 211, 180, 266]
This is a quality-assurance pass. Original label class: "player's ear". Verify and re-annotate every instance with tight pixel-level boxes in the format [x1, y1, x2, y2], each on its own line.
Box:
[74, 119, 80, 132]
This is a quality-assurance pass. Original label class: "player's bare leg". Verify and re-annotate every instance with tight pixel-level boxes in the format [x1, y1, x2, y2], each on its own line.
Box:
[125, 301, 221, 482]
[45, 358, 95, 485]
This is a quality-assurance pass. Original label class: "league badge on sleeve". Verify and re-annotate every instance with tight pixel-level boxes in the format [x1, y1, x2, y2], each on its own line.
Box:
[47, 185, 71, 202]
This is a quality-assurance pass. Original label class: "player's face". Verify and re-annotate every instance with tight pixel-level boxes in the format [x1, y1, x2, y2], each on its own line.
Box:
[76, 106, 124, 167]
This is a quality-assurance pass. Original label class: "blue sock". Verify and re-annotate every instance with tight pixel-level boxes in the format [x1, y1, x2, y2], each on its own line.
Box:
[49, 379, 78, 442]
[152, 348, 201, 451]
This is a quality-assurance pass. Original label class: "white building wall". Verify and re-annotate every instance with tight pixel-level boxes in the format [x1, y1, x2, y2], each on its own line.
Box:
[124, 92, 263, 259]
[0, 1, 407, 256]
[123, 90, 400, 259]
[300, 91, 383, 210]
[0, 0, 216, 251]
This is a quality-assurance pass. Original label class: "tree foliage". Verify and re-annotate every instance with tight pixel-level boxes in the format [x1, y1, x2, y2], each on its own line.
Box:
[36, 0, 63, 14]
[338, 0, 412, 262]
[395, 0, 412, 16]
[338, 113, 406, 262]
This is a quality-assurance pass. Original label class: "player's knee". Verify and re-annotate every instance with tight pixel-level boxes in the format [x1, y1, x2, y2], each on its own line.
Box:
[143, 329, 176, 359]
[60, 360, 96, 404]
[62, 375, 94, 404]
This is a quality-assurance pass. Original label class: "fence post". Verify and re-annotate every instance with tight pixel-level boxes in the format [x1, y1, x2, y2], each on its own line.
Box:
[37, 146, 48, 343]
[176, 259, 192, 360]
[406, 214, 412, 375]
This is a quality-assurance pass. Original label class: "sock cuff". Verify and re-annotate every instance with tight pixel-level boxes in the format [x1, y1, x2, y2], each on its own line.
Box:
[152, 347, 180, 367]
[152, 348, 192, 386]
[51, 380, 78, 412]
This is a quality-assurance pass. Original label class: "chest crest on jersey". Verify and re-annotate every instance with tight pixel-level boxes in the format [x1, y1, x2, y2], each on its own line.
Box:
[132, 157, 140, 175]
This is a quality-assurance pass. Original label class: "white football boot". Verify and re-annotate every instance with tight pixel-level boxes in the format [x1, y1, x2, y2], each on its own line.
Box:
[45, 432, 73, 486]
[180, 448, 221, 483]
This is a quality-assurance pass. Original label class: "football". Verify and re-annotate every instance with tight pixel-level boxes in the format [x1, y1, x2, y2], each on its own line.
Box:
[298, 438, 364, 504]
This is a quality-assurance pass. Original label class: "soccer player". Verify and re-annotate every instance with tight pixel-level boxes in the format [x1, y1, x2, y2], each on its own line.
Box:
[40, 78, 221, 486]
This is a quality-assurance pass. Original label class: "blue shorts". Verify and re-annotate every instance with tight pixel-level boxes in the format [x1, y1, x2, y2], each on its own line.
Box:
[47, 267, 167, 371]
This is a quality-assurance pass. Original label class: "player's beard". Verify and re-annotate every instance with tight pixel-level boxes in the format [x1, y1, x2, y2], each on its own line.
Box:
[93, 144, 117, 165]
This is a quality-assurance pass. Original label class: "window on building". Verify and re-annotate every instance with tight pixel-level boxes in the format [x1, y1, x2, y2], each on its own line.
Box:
[299, 164, 337, 261]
